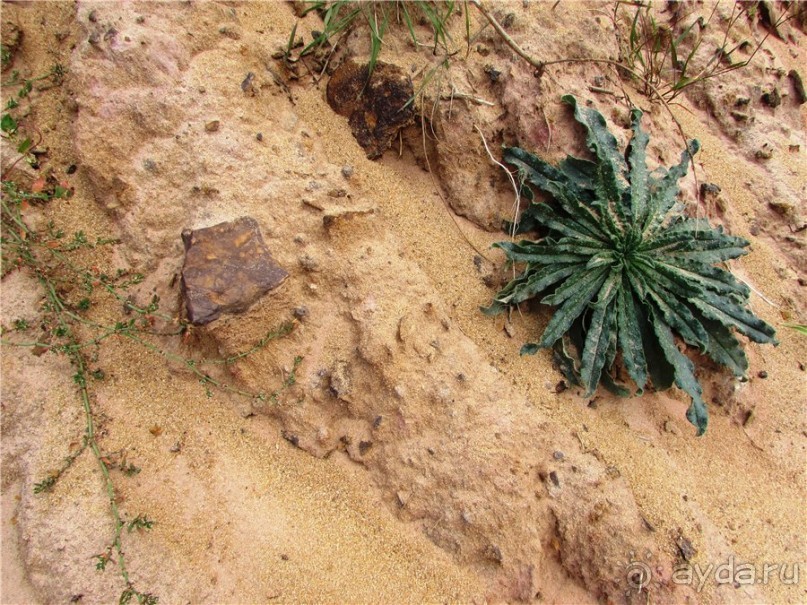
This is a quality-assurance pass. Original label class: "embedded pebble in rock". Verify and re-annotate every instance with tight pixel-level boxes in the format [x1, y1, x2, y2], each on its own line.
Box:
[180, 217, 288, 325]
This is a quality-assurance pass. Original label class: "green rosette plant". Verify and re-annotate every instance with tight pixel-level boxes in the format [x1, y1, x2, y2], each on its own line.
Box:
[484, 95, 777, 435]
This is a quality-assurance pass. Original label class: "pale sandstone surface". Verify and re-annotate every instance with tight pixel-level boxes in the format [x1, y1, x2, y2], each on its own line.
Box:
[1, 2, 805, 604]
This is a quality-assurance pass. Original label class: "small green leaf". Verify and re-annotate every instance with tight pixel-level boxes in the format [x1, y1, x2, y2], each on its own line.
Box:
[480, 302, 505, 317]
[520, 343, 540, 355]
[783, 323, 807, 335]
[1, 113, 17, 134]
[16, 137, 33, 155]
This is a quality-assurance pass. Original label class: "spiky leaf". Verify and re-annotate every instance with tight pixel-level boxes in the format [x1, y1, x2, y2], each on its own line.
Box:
[486, 95, 777, 434]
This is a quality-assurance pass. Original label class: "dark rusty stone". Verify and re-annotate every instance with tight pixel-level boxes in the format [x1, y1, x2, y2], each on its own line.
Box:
[326, 59, 414, 160]
[180, 217, 287, 325]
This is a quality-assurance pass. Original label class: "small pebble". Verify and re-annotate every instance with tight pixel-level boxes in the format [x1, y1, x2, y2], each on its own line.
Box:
[761, 88, 781, 108]
[758, 370, 768, 379]
[699, 182, 721, 199]
[298, 254, 318, 271]
[293, 306, 308, 319]
[241, 71, 255, 93]
[341, 165, 354, 178]
[256, 132, 263, 141]
[205, 120, 220, 132]
[553, 451, 565, 461]
[484, 64, 501, 83]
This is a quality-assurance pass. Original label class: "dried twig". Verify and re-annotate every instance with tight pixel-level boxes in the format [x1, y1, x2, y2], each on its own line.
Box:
[475, 124, 521, 238]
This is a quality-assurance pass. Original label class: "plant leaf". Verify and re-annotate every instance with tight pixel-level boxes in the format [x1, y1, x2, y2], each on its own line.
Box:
[16, 137, 33, 155]
[638, 306, 675, 390]
[579, 273, 619, 395]
[642, 139, 699, 236]
[627, 108, 649, 224]
[651, 312, 708, 435]
[616, 274, 648, 391]
[539, 266, 609, 347]
[561, 95, 628, 203]
[691, 291, 778, 344]
[496, 264, 581, 306]
[646, 287, 708, 348]
[521, 343, 540, 355]
[493, 240, 588, 265]
[504, 147, 608, 240]
[1, 113, 17, 134]
[698, 313, 748, 376]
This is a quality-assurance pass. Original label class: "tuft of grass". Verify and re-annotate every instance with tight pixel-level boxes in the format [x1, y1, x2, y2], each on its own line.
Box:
[279, 1, 461, 78]
[612, 0, 793, 103]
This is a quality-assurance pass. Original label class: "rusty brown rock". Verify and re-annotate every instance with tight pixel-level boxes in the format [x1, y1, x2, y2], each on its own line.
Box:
[326, 60, 414, 160]
[180, 217, 287, 325]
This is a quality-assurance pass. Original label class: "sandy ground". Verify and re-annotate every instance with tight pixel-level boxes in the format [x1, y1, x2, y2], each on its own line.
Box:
[1, 1, 805, 604]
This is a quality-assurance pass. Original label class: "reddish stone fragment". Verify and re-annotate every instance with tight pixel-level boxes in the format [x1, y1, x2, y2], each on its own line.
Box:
[326, 60, 414, 160]
[181, 217, 287, 325]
